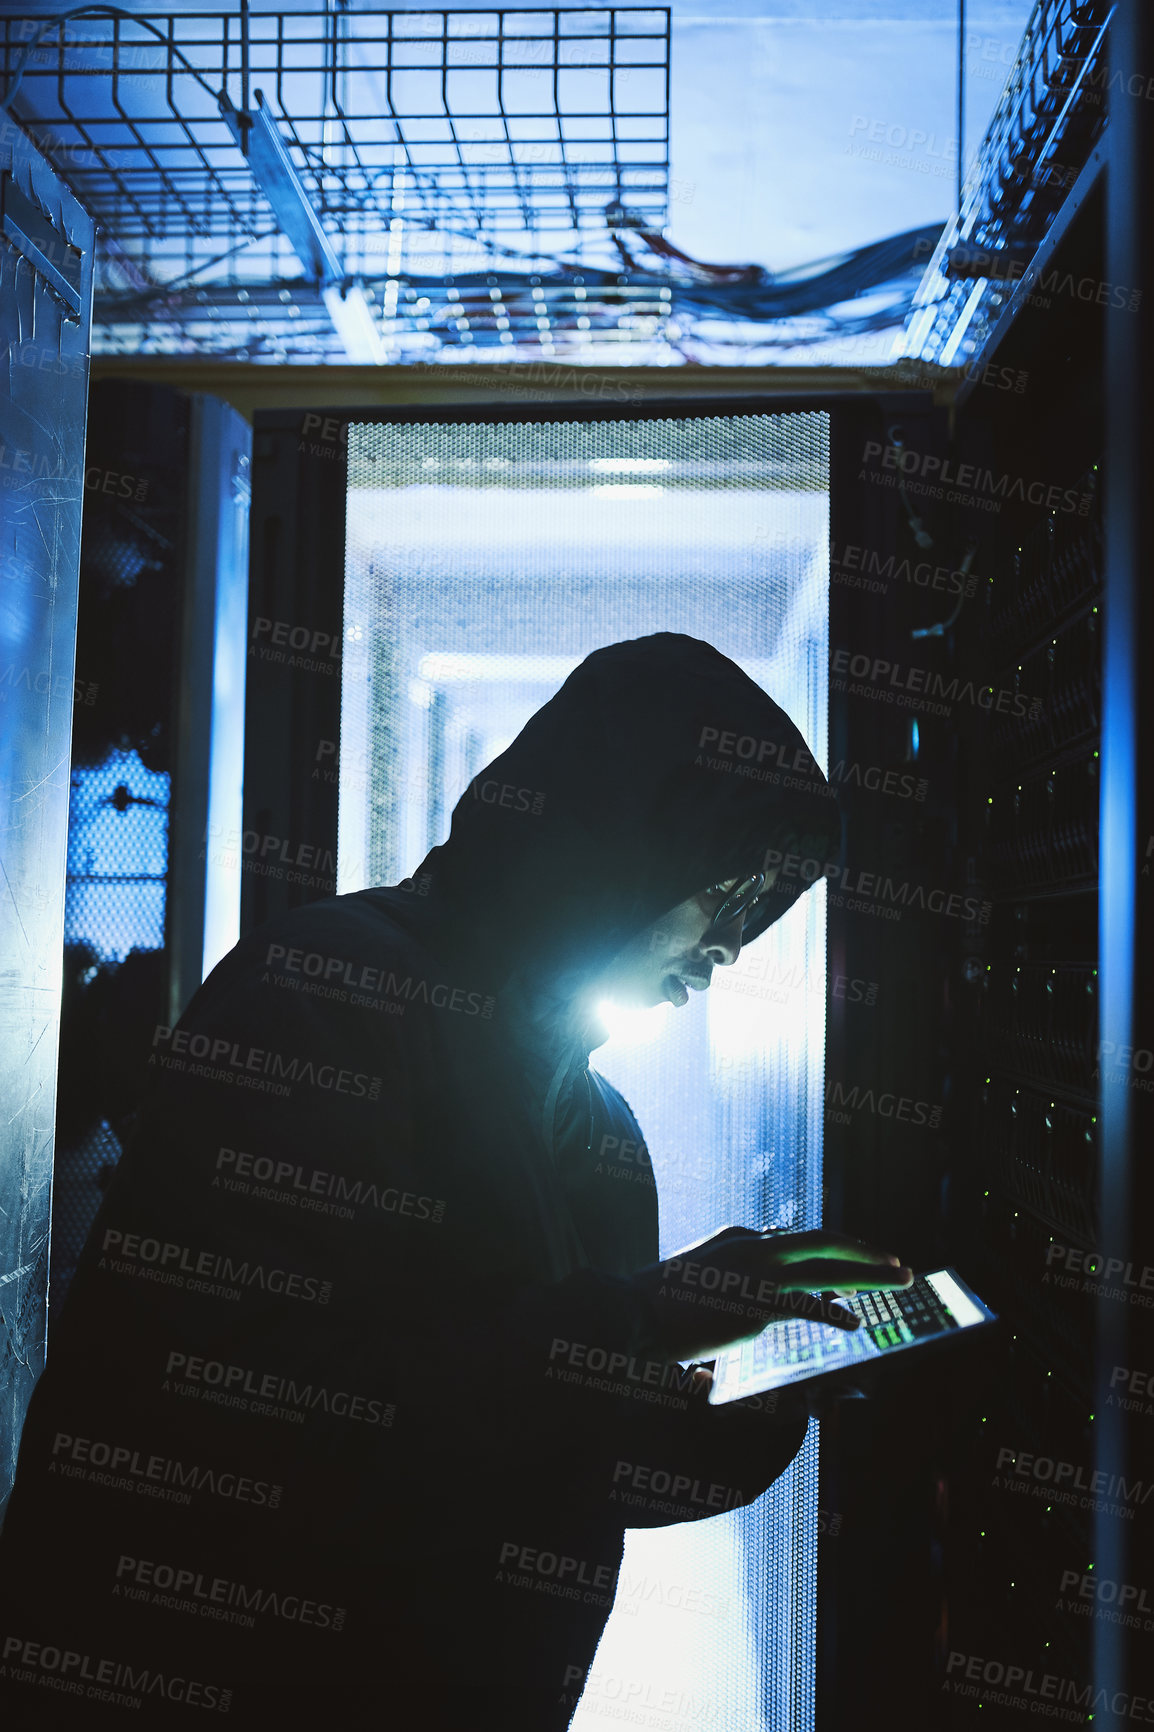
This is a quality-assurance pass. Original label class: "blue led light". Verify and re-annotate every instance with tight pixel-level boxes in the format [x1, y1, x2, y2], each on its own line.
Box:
[65, 749, 170, 962]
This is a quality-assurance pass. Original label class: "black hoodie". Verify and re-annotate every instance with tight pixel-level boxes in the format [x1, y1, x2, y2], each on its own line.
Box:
[0, 633, 840, 1730]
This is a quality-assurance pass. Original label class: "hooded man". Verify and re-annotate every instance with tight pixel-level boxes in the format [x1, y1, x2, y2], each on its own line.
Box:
[0, 632, 910, 1730]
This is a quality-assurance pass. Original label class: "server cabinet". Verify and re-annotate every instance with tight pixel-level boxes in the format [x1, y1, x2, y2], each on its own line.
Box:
[49, 381, 251, 1314]
[0, 125, 94, 1514]
[819, 41, 1153, 1715]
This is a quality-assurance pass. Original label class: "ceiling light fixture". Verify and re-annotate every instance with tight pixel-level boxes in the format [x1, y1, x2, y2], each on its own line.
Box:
[220, 87, 384, 365]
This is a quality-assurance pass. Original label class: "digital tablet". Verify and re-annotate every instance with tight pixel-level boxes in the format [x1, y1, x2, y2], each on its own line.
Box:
[707, 1267, 997, 1406]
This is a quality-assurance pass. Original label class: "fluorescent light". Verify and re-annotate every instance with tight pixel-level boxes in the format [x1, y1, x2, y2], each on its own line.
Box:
[221, 89, 386, 365]
[221, 90, 340, 282]
[322, 283, 387, 365]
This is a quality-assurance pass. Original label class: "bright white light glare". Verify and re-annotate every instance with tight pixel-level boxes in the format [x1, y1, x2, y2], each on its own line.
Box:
[937, 278, 987, 367]
[902, 301, 940, 359]
[201, 412, 250, 982]
[596, 998, 669, 1045]
[589, 484, 667, 497]
[587, 458, 672, 472]
[883, 323, 908, 364]
[417, 653, 581, 685]
[926, 1268, 984, 1327]
[594, 1524, 761, 1729]
[323, 283, 387, 364]
[708, 860, 826, 1093]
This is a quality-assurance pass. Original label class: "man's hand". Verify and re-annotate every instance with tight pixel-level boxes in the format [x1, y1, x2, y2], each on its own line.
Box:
[633, 1226, 913, 1362]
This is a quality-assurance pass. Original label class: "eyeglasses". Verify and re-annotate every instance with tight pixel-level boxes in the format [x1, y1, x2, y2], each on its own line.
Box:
[707, 871, 767, 928]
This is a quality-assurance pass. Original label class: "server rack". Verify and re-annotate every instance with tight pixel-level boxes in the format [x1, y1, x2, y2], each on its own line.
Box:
[818, 17, 1153, 1714]
[49, 380, 251, 1315]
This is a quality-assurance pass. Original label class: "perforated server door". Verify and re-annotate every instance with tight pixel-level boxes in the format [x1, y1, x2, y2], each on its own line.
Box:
[242, 402, 832, 1731]
[340, 409, 830, 1732]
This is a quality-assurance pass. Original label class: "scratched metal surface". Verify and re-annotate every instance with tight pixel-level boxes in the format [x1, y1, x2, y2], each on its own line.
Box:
[0, 118, 94, 1517]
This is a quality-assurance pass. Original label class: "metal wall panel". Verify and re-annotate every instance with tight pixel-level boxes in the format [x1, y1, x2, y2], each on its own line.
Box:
[0, 120, 94, 1514]
[168, 393, 252, 1026]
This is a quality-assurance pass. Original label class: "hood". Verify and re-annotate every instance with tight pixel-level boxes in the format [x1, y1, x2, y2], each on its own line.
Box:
[409, 633, 842, 1029]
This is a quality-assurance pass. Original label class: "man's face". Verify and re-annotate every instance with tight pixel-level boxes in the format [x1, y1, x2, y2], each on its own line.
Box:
[598, 864, 780, 1010]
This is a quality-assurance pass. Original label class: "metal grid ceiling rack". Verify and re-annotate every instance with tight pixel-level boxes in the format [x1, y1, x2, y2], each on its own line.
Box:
[902, 0, 1111, 369]
[0, 6, 670, 361]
